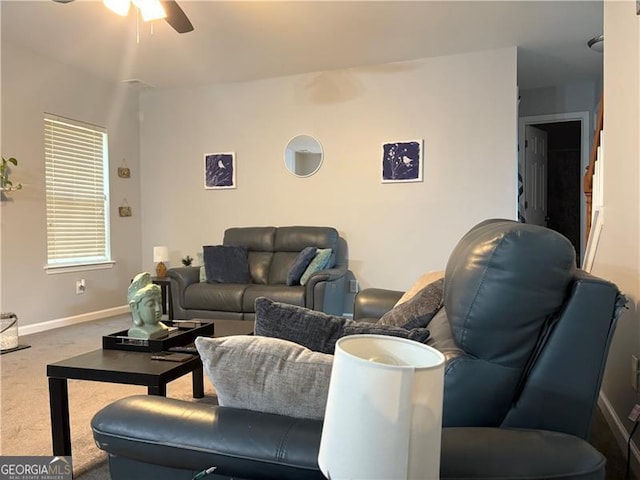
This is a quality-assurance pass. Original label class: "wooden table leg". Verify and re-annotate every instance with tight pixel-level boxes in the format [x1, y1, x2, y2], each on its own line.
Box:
[192, 366, 204, 398]
[148, 384, 167, 396]
[49, 377, 71, 456]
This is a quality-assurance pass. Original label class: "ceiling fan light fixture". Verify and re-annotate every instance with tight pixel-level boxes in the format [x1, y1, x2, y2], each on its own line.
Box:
[103, 0, 130, 17]
[587, 34, 604, 53]
[132, 0, 167, 22]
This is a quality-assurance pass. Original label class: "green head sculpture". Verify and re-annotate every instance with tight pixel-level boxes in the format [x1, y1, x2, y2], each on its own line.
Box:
[127, 272, 168, 339]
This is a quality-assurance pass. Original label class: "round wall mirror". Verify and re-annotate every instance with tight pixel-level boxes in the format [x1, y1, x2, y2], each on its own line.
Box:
[284, 135, 323, 177]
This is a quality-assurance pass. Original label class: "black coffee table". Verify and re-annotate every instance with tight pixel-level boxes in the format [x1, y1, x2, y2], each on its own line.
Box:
[47, 348, 204, 457]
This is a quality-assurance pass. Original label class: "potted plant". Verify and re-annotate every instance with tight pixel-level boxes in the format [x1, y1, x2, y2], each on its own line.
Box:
[181, 255, 194, 266]
[1, 157, 22, 191]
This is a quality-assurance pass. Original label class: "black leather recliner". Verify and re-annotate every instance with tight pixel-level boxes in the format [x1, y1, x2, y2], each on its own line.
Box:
[92, 219, 625, 479]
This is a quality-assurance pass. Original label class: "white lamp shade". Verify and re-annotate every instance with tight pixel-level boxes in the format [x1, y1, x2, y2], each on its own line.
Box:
[153, 246, 169, 263]
[318, 335, 445, 480]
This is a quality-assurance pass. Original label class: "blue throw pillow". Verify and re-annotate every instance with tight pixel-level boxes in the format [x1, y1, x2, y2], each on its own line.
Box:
[203, 245, 250, 284]
[286, 247, 317, 286]
[300, 248, 333, 286]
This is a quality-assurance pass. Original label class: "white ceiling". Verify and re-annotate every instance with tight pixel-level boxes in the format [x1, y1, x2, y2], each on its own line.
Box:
[1, 0, 603, 90]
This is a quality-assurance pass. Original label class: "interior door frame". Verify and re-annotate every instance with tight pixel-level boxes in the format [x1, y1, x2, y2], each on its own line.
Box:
[518, 111, 590, 261]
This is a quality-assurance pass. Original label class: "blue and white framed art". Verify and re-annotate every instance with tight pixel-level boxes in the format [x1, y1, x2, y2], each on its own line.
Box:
[381, 140, 423, 183]
[204, 152, 236, 189]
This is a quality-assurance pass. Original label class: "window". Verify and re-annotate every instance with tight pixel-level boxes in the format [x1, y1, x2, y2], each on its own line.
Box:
[44, 114, 111, 269]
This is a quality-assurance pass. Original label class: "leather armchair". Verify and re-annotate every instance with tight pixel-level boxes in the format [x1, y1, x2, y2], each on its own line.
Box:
[92, 219, 624, 479]
[356, 219, 626, 439]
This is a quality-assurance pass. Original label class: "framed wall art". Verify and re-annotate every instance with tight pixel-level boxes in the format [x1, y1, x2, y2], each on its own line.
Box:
[381, 140, 423, 183]
[204, 152, 236, 190]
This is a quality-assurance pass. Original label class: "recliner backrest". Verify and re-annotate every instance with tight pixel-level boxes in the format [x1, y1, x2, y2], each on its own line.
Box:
[439, 219, 587, 428]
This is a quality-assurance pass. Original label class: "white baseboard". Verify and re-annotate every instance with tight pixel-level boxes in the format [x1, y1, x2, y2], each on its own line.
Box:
[18, 306, 129, 336]
[598, 391, 640, 475]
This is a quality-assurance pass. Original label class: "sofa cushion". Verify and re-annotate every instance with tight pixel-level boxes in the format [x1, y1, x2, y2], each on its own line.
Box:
[203, 245, 251, 284]
[247, 251, 273, 285]
[255, 297, 430, 354]
[273, 226, 338, 251]
[195, 335, 333, 420]
[223, 227, 276, 252]
[268, 252, 299, 285]
[243, 285, 306, 312]
[184, 283, 247, 312]
[286, 247, 317, 286]
[300, 248, 333, 286]
[379, 278, 444, 328]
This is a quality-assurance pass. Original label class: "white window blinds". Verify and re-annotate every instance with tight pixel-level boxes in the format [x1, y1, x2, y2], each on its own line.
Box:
[44, 114, 111, 267]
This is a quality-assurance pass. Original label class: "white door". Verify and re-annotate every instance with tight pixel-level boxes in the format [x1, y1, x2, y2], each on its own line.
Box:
[524, 125, 548, 226]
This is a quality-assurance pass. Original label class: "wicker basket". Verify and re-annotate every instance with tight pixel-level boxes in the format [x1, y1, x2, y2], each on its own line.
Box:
[0, 312, 19, 351]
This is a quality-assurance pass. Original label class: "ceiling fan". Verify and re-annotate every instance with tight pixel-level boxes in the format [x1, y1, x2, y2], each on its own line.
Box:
[52, 0, 194, 34]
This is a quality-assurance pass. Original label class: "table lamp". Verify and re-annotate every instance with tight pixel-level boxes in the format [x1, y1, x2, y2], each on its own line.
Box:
[318, 335, 445, 480]
[153, 246, 169, 278]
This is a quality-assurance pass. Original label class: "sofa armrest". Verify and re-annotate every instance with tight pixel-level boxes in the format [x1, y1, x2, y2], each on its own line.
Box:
[305, 266, 347, 315]
[305, 266, 346, 287]
[353, 288, 403, 321]
[92, 395, 325, 480]
[93, 396, 605, 480]
[168, 267, 201, 319]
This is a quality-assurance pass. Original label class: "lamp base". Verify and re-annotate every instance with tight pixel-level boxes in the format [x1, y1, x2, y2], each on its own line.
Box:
[155, 262, 167, 278]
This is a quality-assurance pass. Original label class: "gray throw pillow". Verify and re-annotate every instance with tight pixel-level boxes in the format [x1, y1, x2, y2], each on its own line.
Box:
[286, 247, 317, 286]
[203, 245, 250, 284]
[255, 297, 346, 353]
[379, 278, 444, 328]
[343, 322, 430, 343]
[254, 297, 430, 354]
[195, 335, 333, 420]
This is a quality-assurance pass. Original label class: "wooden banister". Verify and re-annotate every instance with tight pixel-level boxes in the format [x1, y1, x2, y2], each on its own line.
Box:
[584, 94, 604, 238]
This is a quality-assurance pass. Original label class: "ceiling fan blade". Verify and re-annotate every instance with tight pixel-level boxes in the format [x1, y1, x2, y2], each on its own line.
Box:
[161, 0, 194, 34]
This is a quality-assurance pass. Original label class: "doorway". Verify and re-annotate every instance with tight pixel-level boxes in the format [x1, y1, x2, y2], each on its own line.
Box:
[518, 112, 590, 264]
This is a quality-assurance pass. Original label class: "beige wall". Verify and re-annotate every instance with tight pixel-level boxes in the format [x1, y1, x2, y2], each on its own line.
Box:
[0, 41, 142, 330]
[597, 0, 640, 460]
[138, 47, 518, 310]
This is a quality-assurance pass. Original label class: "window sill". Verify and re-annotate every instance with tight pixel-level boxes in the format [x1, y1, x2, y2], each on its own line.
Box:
[44, 261, 115, 274]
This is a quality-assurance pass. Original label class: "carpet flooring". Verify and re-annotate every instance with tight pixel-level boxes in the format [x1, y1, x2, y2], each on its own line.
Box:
[0, 314, 217, 478]
[1, 314, 636, 480]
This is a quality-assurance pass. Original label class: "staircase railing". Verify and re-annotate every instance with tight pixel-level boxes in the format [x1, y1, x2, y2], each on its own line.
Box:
[584, 94, 604, 239]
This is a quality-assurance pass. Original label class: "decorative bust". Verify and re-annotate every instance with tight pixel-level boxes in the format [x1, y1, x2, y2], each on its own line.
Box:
[127, 272, 169, 339]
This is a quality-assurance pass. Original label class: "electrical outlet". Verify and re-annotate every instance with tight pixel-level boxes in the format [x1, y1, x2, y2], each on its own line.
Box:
[632, 355, 639, 391]
[349, 280, 359, 294]
[75, 279, 86, 295]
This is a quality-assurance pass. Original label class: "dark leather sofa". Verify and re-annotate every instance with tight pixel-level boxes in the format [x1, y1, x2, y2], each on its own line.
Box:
[92, 220, 625, 479]
[169, 226, 348, 325]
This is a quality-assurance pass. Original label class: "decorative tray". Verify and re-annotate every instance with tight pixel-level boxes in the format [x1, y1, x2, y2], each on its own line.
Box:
[103, 320, 214, 352]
